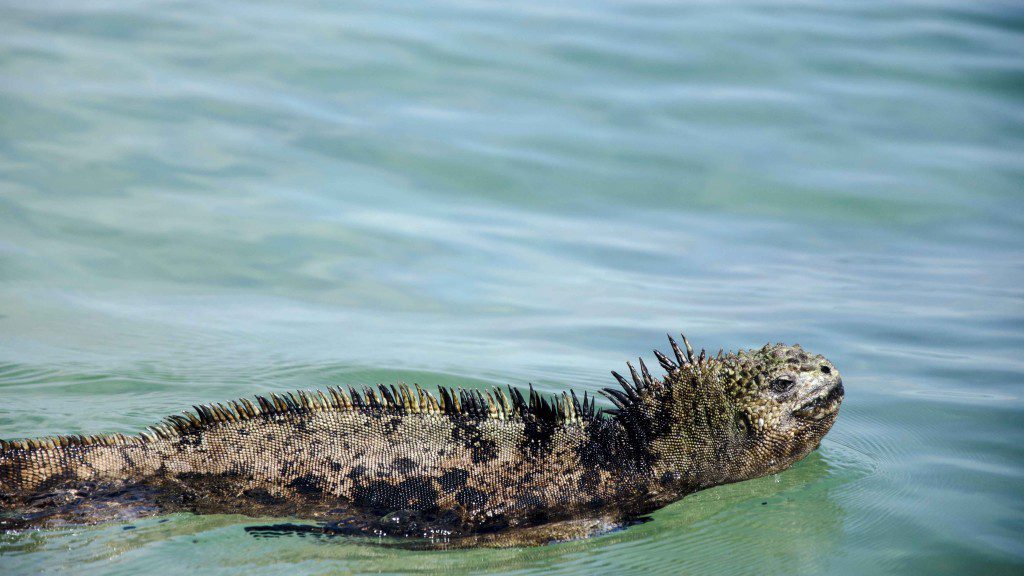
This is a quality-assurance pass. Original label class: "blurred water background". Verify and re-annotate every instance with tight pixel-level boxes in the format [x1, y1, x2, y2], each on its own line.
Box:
[1, 1, 1022, 574]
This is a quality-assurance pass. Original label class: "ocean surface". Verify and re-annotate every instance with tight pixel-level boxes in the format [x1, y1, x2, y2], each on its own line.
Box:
[1, 1, 1022, 574]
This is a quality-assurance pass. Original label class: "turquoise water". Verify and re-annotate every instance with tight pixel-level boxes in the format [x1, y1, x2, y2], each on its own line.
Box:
[1, 0, 1022, 573]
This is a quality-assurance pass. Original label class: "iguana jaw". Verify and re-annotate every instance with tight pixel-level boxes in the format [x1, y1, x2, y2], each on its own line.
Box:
[793, 379, 844, 420]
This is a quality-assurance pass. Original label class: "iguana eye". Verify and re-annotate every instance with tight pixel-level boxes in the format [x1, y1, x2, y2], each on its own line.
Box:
[768, 377, 795, 394]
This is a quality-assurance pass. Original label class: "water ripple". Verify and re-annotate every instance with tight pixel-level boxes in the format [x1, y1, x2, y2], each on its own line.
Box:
[1, 0, 1022, 573]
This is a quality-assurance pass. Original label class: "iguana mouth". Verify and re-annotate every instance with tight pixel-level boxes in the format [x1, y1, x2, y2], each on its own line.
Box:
[793, 380, 844, 420]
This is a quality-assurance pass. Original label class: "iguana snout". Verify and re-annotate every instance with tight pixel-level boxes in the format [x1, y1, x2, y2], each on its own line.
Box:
[792, 368, 844, 421]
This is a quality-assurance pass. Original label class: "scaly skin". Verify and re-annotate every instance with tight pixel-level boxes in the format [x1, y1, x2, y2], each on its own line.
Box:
[0, 335, 843, 547]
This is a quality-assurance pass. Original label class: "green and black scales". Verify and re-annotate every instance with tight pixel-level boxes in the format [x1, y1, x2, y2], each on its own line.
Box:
[1, 335, 843, 546]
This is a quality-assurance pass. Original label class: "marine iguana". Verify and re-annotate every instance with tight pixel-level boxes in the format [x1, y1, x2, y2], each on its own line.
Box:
[0, 335, 843, 547]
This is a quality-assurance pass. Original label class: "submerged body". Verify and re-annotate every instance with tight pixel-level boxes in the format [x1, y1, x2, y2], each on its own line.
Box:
[0, 336, 843, 546]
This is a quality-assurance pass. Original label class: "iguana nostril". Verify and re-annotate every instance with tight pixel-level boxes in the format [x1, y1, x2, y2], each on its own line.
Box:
[821, 365, 831, 374]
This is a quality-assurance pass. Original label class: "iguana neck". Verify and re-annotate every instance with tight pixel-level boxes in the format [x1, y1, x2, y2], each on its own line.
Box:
[596, 361, 749, 509]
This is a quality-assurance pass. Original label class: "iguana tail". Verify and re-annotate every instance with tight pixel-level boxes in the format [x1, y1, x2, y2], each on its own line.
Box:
[0, 435, 161, 505]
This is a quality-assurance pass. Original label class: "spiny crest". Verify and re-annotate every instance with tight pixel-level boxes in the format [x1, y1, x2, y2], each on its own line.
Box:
[0, 432, 138, 452]
[600, 333, 722, 415]
[0, 383, 603, 452]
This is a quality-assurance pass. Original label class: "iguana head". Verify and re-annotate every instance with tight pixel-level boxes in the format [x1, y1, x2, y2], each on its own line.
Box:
[605, 335, 843, 496]
[716, 343, 844, 480]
